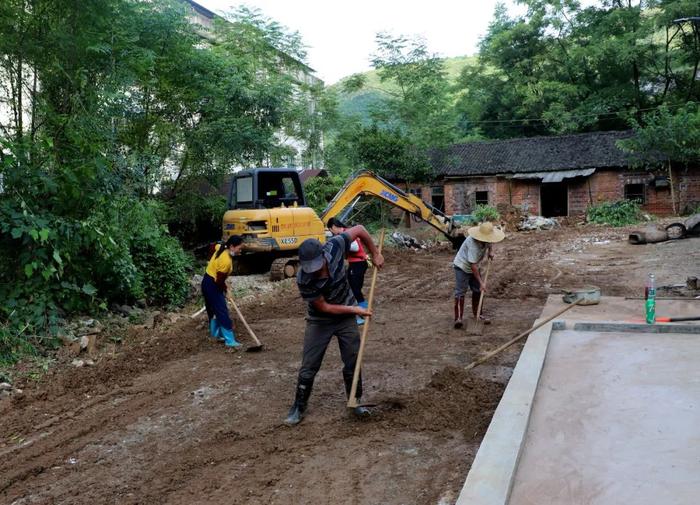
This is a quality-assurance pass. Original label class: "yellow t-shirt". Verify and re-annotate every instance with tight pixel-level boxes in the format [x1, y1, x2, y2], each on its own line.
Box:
[205, 244, 233, 279]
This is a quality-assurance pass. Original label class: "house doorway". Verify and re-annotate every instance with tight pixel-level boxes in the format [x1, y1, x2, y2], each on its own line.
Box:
[541, 182, 568, 217]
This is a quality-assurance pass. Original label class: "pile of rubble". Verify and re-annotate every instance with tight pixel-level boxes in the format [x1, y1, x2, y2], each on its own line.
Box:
[390, 231, 428, 249]
[518, 216, 559, 231]
[0, 381, 22, 400]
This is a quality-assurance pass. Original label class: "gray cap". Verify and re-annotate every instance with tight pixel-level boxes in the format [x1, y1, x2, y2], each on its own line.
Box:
[299, 238, 325, 273]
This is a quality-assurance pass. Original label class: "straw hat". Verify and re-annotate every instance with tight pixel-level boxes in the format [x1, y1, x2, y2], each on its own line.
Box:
[468, 221, 505, 243]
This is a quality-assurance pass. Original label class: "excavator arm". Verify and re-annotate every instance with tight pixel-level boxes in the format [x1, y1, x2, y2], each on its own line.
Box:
[320, 171, 463, 245]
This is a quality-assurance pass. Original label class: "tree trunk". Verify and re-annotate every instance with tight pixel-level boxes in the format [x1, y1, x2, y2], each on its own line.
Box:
[16, 54, 23, 142]
[668, 160, 677, 215]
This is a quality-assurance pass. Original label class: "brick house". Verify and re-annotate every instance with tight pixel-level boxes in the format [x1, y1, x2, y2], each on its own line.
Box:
[413, 131, 700, 217]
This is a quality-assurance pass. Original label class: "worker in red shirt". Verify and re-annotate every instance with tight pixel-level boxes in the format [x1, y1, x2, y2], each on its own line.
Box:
[327, 217, 369, 325]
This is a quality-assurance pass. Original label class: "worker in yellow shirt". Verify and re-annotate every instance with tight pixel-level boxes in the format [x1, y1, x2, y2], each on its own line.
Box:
[201, 235, 244, 347]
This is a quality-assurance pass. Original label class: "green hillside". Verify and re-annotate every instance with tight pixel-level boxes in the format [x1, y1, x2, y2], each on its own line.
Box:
[331, 55, 476, 122]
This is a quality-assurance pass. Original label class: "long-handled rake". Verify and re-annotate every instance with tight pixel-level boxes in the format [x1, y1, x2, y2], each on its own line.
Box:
[347, 229, 385, 409]
[466, 258, 492, 335]
[227, 294, 264, 352]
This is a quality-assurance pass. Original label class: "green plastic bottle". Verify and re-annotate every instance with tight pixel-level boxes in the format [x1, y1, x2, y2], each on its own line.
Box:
[645, 273, 656, 324]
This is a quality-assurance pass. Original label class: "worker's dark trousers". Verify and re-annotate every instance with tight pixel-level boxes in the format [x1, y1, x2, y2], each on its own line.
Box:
[297, 315, 363, 400]
[201, 274, 233, 330]
[347, 261, 368, 304]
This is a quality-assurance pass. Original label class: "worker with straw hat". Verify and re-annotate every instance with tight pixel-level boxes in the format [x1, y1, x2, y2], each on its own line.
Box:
[452, 221, 505, 329]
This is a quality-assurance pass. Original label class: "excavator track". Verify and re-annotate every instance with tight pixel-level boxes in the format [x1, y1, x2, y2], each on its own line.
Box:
[270, 257, 299, 281]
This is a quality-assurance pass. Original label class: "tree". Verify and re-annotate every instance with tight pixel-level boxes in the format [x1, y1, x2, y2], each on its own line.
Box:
[618, 103, 700, 213]
[370, 33, 458, 148]
[455, 0, 700, 138]
[323, 34, 456, 181]
[0, 0, 324, 361]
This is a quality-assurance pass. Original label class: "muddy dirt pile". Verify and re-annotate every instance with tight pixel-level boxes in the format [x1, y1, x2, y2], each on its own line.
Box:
[376, 366, 504, 437]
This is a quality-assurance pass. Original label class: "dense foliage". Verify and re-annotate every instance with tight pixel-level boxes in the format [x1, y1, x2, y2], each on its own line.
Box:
[455, 0, 700, 139]
[0, 0, 322, 362]
[587, 200, 643, 226]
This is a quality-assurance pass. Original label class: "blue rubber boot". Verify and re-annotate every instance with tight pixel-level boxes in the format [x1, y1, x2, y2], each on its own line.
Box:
[356, 300, 368, 326]
[209, 319, 224, 341]
[221, 328, 242, 348]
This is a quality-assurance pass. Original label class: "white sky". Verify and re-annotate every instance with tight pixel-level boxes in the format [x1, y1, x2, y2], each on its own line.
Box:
[197, 0, 527, 84]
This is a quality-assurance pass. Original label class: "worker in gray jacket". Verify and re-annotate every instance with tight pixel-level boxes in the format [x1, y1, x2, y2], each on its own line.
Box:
[285, 225, 384, 426]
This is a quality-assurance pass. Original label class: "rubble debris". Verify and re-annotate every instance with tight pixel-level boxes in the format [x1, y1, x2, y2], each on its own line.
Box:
[189, 274, 204, 299]
[518, 216, 559, 231]
[496, 203, 524, 232]
[390, 231, 426, 249]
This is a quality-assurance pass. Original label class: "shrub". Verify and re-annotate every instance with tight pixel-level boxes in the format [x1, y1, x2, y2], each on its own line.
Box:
[0, 194, 192, 363]
[132, 234, 191, 306]
[472, 204, 501, 223]
[0, 324, 35, 367]
[587, 200, 642, 226]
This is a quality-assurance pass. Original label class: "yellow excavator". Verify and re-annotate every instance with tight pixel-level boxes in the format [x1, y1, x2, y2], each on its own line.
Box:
[221, 168, 465, 280]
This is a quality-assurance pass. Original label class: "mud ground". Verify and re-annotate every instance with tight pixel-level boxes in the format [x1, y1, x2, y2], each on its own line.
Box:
[1, 225, 698, 505]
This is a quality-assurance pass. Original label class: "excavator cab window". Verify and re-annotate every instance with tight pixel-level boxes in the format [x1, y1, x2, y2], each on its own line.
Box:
[228, 169, 307, 209]
[257, 172, 303, 208]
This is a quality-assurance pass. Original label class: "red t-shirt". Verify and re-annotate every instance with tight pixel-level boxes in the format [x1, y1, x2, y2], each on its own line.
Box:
[348, 238, 367, 263]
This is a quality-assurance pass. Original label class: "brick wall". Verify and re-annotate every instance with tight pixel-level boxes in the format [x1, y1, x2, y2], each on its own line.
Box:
[443, 177, 499, 214]
[583, 168, 700, 216]
[675, 167, 700, 214]
[444, 177, 539, 215]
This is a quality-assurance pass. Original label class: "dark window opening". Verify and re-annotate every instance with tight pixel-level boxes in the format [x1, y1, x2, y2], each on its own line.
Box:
[431, 186, 445, 212]
[475, 191, 489, 205]
[625, 183, 645, 204]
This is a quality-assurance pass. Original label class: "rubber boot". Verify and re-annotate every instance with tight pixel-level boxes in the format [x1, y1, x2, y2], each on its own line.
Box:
[284, 379, 313, 426]
[344, 372, 370, 418]
[209, 318, 223, 340]
[356, 300, 368, 326]
[454, 296, 465, 329]
[220, 328, 241, 348]
[472, 292, 490, 325]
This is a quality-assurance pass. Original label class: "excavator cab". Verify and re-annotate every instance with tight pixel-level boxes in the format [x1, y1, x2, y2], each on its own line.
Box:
[222, 168, 326, 279]
[228, 168, 306, 210]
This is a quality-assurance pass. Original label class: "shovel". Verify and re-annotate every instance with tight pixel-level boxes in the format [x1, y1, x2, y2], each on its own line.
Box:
[347, 229, 385, 409]
[226, 294, 264, 352]
[466, 258, 492, 335]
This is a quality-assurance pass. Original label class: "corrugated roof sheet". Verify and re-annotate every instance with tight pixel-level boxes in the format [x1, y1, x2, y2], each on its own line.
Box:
[512, 168, 596, 182]
[430, 130, 637, 177]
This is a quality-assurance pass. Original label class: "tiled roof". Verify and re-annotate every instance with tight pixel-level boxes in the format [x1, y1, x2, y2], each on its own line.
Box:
[430, 130, 638, 177]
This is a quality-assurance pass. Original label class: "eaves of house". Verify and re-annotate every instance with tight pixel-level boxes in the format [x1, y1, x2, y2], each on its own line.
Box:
[428, 130, 652, 180]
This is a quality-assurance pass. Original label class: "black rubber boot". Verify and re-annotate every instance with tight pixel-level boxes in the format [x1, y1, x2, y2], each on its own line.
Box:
[284, 379, 313, 426]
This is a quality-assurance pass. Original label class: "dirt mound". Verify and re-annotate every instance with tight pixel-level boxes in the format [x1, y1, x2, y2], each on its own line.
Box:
[375, 366, 505, 438]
